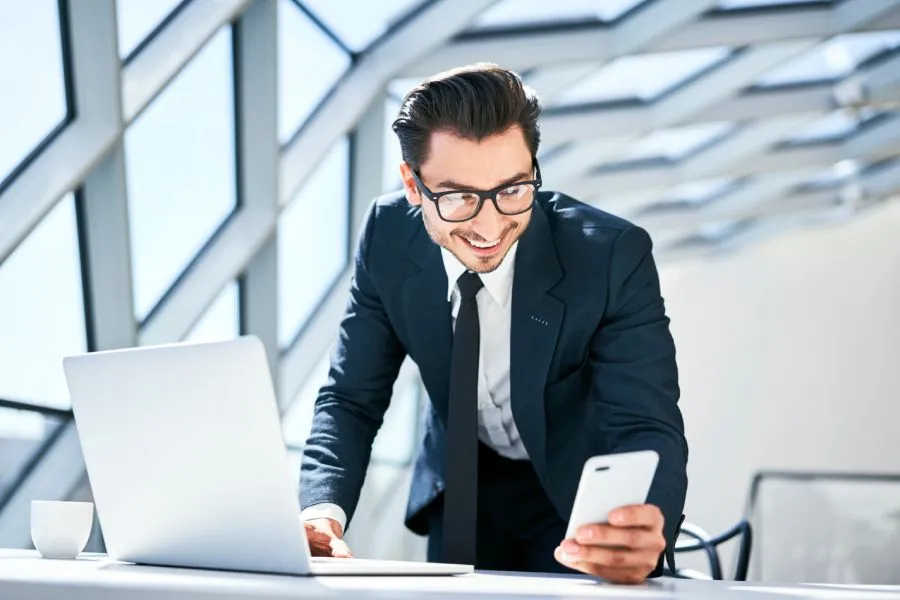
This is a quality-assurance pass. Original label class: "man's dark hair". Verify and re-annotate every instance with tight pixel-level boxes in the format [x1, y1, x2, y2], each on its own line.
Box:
[392, 63, 542, 171]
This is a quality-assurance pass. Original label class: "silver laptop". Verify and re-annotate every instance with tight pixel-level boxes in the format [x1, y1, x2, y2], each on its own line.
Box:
[63, 336, 471, 576]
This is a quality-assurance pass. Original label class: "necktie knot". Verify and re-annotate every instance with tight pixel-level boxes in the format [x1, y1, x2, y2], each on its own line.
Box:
[457, 271, 483, 301]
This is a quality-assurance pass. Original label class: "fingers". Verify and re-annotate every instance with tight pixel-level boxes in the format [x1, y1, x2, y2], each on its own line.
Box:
[573, 524, 665, 551]
[330, 537, 353, 559]
[607, 504, 664, 530]
[555, 505, 665, 584]
[560, 539, 659, 571]
[554, 547, 649, 585]
[304, 521, 353, 558]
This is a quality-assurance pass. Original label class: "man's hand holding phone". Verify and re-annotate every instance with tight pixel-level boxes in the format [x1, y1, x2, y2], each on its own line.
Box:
[555, 504, 665, 584]
[555, 450, 663, 584]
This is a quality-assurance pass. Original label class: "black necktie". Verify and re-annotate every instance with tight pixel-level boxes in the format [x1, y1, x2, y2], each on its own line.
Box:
[442, 271, 483, 565]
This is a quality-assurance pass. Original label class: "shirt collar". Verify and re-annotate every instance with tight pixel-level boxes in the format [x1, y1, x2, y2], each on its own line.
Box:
[441, 242, 518, 308]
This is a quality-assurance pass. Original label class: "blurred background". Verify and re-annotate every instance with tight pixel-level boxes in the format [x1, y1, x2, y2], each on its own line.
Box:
[1, 0, 899, 583]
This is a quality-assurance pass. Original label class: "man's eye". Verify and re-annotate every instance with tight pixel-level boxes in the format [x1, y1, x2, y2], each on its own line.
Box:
[499, 185, 524, 198]
[445, 193, 478, 203]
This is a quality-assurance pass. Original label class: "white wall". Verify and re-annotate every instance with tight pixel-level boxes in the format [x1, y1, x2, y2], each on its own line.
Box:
[659, 200, 900, 548]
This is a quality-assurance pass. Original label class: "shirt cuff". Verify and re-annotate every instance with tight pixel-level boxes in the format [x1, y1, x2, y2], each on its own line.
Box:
[300, 503, 348, 533]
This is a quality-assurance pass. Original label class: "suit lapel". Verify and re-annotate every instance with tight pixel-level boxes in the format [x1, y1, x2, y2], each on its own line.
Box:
[402, 222, 453, 425]
[510, 204, 564, 475]
[401, 202, 565, 454]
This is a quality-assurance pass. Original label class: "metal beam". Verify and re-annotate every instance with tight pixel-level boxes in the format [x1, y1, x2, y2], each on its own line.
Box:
[634, 169, 821, 232]
[677, 114, 820, 180]
[653, 41, 818, 126]
[540, 135, 637, 186]
[233, 0, 280, 382]
[122, 0, 251, 124]
[606, 0, 717, 56]
[0, 122, 116, 266]
[574, 115, 900, 200]
[0, 0, 123, 547]
[279, 0, 498, 207]
[403, 0, 900, 77]
[78, 142, 138, 351]
[350, 95, 388, 248]
[637, 157, 900, 248]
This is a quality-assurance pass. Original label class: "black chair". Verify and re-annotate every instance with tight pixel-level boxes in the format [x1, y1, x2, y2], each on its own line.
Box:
[664, 519, 753, 581]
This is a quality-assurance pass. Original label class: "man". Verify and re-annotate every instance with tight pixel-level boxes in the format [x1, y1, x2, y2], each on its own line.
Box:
[299, 64, 687, 584]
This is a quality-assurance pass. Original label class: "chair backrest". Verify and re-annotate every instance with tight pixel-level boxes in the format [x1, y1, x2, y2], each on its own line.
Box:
[745, 471, 900, 584]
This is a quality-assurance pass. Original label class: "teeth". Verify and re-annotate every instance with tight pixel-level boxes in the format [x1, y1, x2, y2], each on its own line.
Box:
[468, 238, 500, 249]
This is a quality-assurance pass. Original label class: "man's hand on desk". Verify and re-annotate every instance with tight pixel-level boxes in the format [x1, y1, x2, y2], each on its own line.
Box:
[304, 518, 353, 558]
[554, 504, 665, 585]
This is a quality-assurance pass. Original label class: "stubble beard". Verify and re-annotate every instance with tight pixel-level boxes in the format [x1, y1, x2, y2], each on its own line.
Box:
[421, 209, 525, 274]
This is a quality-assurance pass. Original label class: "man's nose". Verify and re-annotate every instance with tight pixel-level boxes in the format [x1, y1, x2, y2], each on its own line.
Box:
[471, 200, 505, 240]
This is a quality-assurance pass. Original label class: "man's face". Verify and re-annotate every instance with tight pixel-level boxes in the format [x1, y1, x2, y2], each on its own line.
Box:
[401, 126, 535, 274]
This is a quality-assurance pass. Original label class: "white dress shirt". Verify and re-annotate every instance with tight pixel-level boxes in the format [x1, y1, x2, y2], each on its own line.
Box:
[301, 244, 527, 530]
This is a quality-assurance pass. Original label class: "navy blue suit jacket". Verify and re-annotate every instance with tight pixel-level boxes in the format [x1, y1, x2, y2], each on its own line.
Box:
[300, 191, 688, 565]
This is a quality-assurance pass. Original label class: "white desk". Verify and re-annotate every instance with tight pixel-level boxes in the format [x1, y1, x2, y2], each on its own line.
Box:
[2, 549, 899, 600]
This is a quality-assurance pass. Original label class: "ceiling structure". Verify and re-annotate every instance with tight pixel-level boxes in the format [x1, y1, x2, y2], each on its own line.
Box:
[393, 0, 900, 260]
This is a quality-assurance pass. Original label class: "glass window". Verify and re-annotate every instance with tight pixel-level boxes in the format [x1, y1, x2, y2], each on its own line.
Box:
[301, 0, 423, 52]
[183, 281, 240, 344]
[473, 0, 647, 30]
[278, 0, 351, 143]
[0, 195, 86, 408]
[282, 350, 332, 447]
[371, 374, 421, 464]
[124, 28, 237, 321]
[383, 97, 403, 193]
[0, 408, 64, 500]
[553, 47, 732, 107]
[756, 31, 900, 87]
[278, 138, 350, 349]
[718, 0, 829, 9]
[0, 0, 68, 186]
[115, 0, 185, 59]
[621, 122, 735, 162]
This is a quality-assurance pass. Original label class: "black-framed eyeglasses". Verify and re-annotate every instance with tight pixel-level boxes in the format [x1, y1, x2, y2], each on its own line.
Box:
[412, 159, 542, 223]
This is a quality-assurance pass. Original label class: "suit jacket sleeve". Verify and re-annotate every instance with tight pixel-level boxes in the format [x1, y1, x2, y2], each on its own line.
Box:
[299, 201, 407, 529]
[593, 225, 688, 573]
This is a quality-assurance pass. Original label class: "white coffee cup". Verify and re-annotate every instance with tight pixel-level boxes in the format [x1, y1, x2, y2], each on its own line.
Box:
[30, 501, 94, 559]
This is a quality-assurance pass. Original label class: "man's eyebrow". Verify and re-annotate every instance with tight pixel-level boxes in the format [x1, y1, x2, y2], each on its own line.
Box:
[435, 171, 530, 191]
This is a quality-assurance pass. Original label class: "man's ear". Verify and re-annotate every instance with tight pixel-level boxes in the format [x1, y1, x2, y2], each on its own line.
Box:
[399, 162, 422, 206]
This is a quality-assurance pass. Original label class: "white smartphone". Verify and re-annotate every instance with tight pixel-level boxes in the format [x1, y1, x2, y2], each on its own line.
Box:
[564, 450, 659, 539]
